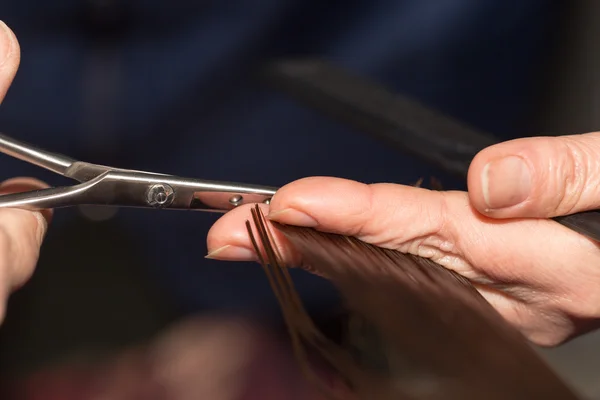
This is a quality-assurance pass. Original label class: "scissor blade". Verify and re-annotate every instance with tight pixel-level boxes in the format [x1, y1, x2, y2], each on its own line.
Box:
[0, 168, 277, 212]
[0, 133, 76, 176]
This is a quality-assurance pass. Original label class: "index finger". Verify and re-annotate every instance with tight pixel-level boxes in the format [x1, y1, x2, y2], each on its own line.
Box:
[207, 177, 597, 293]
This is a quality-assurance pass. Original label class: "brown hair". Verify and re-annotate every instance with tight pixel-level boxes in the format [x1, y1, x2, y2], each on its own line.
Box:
[246, 205, 579, 399]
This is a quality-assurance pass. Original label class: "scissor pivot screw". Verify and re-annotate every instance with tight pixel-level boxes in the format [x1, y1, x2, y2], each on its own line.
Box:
[229, 195, 243, 207]
[147, 184, 175, 208]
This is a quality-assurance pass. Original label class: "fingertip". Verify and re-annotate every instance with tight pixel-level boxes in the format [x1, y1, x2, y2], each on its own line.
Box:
[268, 176, 350, 204]
[205, 245, 257, 261]
[0, 20, 20, 99]
[266, 177, 327, 225]
[0, 177, 54, 223]
[467, 139, 536, 218]
[0, 20, 19, 64]
[206, 203, 266, 260]
[267, 208, 319, 227]
[0, 176, 49, 190]
[266, 177, 443, 242]
[206, 202, 302, 264]
[266, 176, 371, 230]
[468, 134, 600, 219]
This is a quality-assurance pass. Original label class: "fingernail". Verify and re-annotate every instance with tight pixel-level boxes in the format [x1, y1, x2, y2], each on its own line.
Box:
[205, 245, 256, 261]
[267, 208, 318, 227]
[0, 21, 14, 66]
[481, 156, 532, 210]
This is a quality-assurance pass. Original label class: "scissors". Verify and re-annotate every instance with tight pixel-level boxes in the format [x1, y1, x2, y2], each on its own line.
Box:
[0, 133, 277, 213]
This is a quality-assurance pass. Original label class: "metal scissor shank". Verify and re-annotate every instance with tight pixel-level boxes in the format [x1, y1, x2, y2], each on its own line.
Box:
[0, 133, 276, 213]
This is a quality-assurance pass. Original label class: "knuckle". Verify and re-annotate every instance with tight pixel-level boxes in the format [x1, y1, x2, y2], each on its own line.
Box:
[431, 191, 451, 238]
[351, 183, 379, 238]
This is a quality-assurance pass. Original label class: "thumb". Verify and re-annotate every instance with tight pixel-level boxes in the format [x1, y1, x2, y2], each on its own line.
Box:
[467, 132, 600, 219]
[0, 20, 20, 102]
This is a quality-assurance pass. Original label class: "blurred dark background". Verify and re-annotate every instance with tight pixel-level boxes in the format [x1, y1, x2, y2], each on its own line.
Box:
[0, 1, 599, 397]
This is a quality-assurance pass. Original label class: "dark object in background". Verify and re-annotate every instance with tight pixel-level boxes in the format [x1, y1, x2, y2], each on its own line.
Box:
[263, 59, 600, 244]
[262, 59, 498, 179]
[246, 205, 580, 399]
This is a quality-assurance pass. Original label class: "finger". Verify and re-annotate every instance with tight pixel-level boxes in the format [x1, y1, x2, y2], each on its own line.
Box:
[207, 177, 589, 291]
[207, 203, 265, 261]
[0, 208, 46, 321]
[0, 21, 20, 102]
[229, 179, 592, 295]
[467, 132, 600, 218]
[206, 177, 600, 344]
[269, 178, 600, 340]
[0, 177, 53, 222]
[206, 203, 302, 266]
[0, 178, 51, 323]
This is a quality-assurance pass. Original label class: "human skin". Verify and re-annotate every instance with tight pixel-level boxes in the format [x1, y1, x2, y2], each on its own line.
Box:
[206, 166, 600, 348]
[3, 15, 600, 352]
[0, 21, 52, 324]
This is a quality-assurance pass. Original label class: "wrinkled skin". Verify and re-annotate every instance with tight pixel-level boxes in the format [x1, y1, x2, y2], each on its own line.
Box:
[207, 166, 600, 347]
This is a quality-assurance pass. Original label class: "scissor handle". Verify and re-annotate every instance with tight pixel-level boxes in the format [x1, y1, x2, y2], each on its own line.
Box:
[0, 133, 75, 175]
